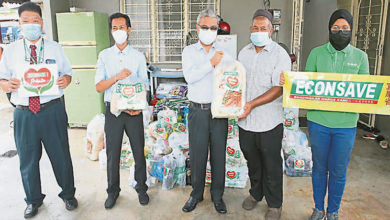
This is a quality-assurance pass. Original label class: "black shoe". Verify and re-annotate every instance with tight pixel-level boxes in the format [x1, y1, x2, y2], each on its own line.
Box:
[24, 202, 43, 218]
[63, 197, 78, 211]
[104, 193, 119, 209]
[214, 200, 227, 214]
[182, 196, 203, 212]
[138, 192, 149, 206]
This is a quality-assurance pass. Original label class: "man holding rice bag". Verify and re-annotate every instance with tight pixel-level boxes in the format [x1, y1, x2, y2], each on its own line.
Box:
[95, 12, 150, 209]
[237, 9, 291, 220]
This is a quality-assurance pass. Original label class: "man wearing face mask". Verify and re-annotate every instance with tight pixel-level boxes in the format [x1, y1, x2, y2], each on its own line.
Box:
[303, 9, 369, 220]
[95, 12, 150, 209]
[0, 2, 77, 218]
[237, 9, 290, 220]
[181, 8, 234, 214]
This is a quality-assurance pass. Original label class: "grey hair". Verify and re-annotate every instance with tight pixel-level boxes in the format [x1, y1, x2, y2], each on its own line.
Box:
[197, 8, 220, 24]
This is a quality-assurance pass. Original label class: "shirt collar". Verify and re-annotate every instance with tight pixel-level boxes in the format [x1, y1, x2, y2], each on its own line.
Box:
[195, 41, 217, 52]
[326, 42, 351, 54]
[25, 37, 42, 49]
[113, 43, 131, 55]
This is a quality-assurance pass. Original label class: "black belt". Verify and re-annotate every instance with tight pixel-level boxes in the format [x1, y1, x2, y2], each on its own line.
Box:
[190, 101, 211, 110]
[16, 98, 61, 111]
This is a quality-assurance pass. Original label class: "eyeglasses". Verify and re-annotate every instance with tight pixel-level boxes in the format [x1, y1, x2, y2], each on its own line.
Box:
[198, 24, 218, 31]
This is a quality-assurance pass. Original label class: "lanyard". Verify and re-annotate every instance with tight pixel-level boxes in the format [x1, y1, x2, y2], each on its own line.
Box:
[23, 38, 44, 64]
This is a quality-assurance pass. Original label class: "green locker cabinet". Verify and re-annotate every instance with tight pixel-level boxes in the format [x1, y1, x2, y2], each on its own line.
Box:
[56, 12, 109, 47]
[64, 69, 105, 127]
[56, 12, 110, 127]
[63, 46, 99, 68]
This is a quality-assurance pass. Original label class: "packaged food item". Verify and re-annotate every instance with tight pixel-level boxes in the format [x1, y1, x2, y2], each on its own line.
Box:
[227, 118, 239, 139]
[148, 158, 164, 182]
[283, 108, 300, 131]
[85, 114, 105, 161]
[111, 82, 147, 112]
[120, 147, 134, 169]
[212, 61, 246, 118]
[225, 165, 248, 188]
[226, 138, 246, 167]
[282, 129, 312, 177]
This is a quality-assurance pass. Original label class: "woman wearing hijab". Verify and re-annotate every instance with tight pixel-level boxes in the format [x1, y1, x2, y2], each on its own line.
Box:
[305, 9, 369, 220]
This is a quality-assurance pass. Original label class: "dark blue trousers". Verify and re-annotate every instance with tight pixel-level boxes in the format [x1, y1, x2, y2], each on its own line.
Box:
[308, 121, 356, 213]
[14, 101, 75, 205]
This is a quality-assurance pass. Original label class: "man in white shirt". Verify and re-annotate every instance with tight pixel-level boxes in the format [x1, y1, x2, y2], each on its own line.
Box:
[181, 8, 234, 214]
[95, 12, 150, 209]
[0, 2, 77, 218]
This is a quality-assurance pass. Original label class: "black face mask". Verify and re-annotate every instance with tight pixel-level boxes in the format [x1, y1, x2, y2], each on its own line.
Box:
[329, 30, 352, 51]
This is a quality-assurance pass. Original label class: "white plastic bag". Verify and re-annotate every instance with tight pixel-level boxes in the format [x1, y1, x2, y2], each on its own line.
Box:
[212, 61, 246, 118]
[173, 152, 186, 187]
[225, 165, 248, 188]
[168, 132, 189, 153]
[282, 129, 312, 177]
[162, 153, 176, 190]
[226, 138, 246, 167]
[85, 114, 105, 160]
[283, 108, 300, 131]
[99, 148, 107, 170]
[111, 82, 147, 112]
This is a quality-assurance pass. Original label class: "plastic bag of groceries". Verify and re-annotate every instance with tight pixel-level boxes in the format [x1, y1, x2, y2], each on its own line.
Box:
[152, 138, 172, 157]
[157, 108, 177, 124]
[168, 132, 189, 152]
[128, 162, 157, 188]
[85, 114, 105, 160]
[225, 165, 248, 188]
[99, 148, 107, 169]
[148, 120, 173, 140]
[211, 61, 246, 118]
[148, 158, 164, 182]
[282, 129, 312, 177]
[173, 152, 186, 187]
[111, 82, 147, 113]
[283, 108, 299, 131]
[120, 147, 134, 169]
[143, 106, 154, 127]
[162, 153, 176, 190]
[226, 138, 246, 167]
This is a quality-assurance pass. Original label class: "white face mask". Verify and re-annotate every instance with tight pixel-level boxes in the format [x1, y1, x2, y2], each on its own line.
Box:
[250, 31, 272, 47]
[198, 29, 217, 45]
[112, 30, 128, 45]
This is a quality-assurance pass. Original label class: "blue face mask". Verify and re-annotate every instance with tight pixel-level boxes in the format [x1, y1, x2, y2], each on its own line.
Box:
[21, 24, 42, 41]
[250, 32, 271, 47]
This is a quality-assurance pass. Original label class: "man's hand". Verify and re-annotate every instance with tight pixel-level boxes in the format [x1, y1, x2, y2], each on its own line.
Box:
[123, 110, 141, 116]
[1, 78, 20, 93]
[210, 51, 224, 67]
[115, 68, 132, 81]
[279, 71, 285, 86]
[238, 102, 253, 119]
[57, 75, 71, 89]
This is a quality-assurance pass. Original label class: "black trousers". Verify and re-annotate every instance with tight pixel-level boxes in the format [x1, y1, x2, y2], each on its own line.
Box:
[188, 105, 228, 202]
[14, 101, 75, 205]
[238, 124, 283, 208]
[105, 105, 147, 195]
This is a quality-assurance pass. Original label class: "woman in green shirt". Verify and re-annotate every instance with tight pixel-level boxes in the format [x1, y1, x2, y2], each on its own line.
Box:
[306, 9, 369, 220]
